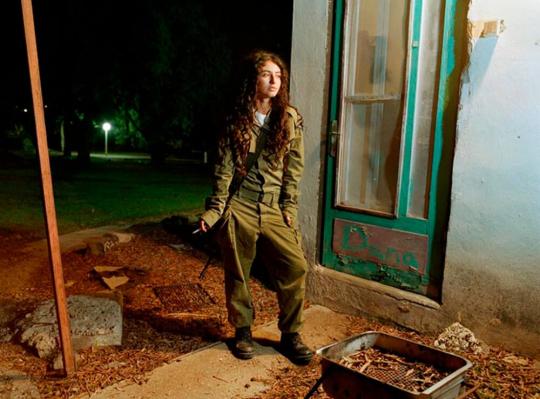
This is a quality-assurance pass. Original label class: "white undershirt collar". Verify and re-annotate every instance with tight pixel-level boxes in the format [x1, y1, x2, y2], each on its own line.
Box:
[254, 110, 269, 126]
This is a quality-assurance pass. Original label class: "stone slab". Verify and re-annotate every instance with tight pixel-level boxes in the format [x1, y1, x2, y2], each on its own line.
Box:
[16, 295, 122, 359]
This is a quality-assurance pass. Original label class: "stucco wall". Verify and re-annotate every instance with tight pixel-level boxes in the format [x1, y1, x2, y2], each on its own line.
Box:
[442, 0, 540, 351]
[290, 0, 331, 264]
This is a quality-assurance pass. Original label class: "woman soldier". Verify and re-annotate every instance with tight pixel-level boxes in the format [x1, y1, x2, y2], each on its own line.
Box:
[198, 50, 313, 364]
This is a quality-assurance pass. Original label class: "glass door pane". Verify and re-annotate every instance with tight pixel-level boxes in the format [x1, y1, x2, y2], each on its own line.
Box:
[337, 0, 411, 215]
[407, 0, 443, 218]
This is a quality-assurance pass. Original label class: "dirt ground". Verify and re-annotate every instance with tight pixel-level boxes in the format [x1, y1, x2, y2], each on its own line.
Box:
[0, 223, 538, 399]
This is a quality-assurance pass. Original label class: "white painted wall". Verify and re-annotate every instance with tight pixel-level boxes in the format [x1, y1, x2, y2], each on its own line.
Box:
[290, 0, 331, 264]
[443, 0, 540, 347]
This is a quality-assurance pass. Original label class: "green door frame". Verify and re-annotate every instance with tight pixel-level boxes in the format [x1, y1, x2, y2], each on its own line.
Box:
[321, 0, 462, 299]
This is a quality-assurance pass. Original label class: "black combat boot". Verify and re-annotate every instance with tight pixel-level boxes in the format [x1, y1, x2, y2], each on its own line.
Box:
[280, 332, 313, 365]
[233, 327, 254, 360]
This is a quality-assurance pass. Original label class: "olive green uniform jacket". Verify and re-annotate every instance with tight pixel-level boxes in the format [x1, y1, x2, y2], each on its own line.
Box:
[201, 106, 304, 228]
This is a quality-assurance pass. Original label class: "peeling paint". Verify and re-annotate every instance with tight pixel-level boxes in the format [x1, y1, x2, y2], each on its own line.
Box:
[333, 219, 428, 275]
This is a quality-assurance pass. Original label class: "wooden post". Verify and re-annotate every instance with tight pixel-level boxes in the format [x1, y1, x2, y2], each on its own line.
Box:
[20, 0, 75, 376]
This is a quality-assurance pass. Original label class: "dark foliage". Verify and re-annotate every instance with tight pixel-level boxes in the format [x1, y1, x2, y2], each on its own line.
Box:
[2, 1, 292, 164]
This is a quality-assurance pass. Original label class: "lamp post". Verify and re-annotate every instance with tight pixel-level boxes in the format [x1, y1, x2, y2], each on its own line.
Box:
[102, 122, 111, 155]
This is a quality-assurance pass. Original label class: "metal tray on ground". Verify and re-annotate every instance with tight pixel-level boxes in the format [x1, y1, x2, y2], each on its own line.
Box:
[311, 331, 472, 399]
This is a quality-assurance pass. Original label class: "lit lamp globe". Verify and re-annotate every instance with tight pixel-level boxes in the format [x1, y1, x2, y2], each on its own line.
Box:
[102, 122, 112, 155]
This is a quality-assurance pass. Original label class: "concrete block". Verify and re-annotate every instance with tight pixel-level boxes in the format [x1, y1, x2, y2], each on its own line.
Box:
[16, 295, 122, 360]
[107, 232, 135, 244]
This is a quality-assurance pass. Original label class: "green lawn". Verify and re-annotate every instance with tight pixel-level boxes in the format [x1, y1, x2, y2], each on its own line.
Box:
[0, 155, 212, 236]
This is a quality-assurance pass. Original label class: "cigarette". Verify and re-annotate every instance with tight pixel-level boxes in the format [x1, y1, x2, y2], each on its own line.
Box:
[192, 228, 201, 234]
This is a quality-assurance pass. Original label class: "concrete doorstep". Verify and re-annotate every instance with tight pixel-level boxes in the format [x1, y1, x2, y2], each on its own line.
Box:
[87, 305, 353, 399]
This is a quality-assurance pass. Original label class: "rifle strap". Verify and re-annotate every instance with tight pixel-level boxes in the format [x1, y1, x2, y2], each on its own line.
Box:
[227, 123, 270, 202]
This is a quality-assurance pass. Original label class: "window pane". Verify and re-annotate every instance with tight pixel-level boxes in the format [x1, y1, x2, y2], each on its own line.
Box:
[352, 0, 409, 97]
[340, 101, 402, 212]
[337, 0, 410, 214]
[408, 0, 443, 218]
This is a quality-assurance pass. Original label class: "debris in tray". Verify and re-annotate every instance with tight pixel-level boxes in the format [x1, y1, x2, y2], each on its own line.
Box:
[434, 322, 485, 354]
[339, 347, 450, 393]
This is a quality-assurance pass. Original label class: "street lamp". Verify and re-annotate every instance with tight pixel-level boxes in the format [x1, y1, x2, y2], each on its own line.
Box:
[102, 122, 111, 155]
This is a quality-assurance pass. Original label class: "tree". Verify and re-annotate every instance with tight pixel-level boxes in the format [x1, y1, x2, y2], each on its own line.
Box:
[5, 0, 292, 164]
[134, 1, 232, 163]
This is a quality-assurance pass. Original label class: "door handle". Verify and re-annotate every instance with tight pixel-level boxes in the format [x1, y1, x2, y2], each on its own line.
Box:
[329, 120, 340, 158]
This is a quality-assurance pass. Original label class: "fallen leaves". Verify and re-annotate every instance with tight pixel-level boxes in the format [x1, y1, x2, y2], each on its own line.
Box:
[462, 348, 540, 399]
[0, 223, 280, 398]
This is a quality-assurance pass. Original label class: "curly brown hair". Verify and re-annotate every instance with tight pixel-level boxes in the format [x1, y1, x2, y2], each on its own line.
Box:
[222, 50, 292, 175]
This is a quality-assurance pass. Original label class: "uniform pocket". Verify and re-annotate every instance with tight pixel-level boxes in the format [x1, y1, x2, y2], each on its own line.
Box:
[213, 205, 232, 234]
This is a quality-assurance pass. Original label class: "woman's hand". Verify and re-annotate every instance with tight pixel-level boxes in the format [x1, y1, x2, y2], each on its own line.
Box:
[284, 214, 293, 227]
[198, 219, 209, 233]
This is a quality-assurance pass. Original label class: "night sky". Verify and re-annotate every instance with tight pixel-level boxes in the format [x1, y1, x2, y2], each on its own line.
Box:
[1, 1, 293, 158]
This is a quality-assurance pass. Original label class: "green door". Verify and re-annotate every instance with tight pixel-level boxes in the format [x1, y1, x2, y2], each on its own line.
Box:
[322, 0, 460, 299]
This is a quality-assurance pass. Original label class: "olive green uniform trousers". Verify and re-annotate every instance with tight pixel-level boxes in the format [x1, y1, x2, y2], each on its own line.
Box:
[218, 192, 307, 333]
